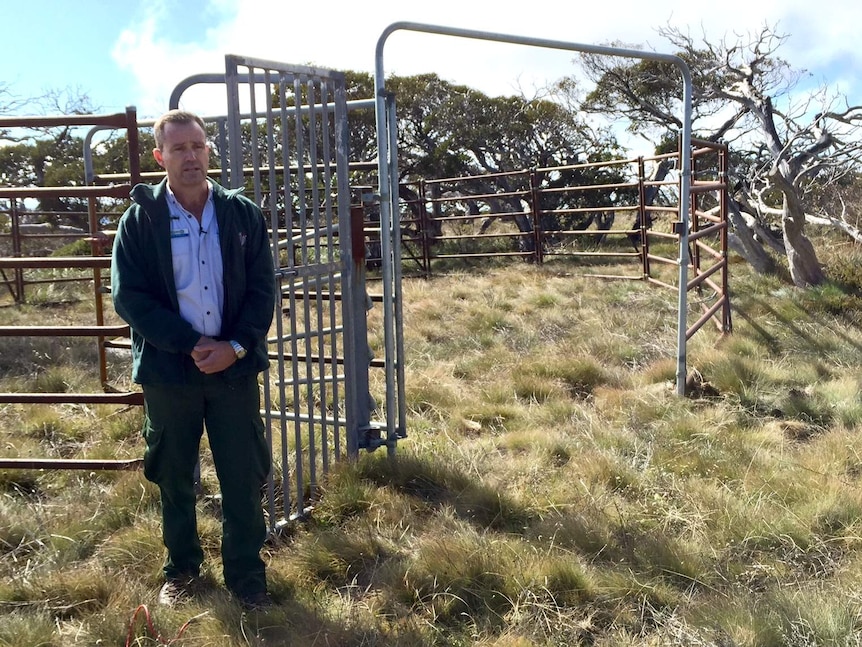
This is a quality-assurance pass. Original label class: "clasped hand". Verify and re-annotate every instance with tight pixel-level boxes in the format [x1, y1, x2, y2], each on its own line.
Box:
[191, 336, 236, 374]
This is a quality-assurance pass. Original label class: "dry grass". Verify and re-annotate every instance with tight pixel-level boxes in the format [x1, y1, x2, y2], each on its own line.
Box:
[5, 247, 862, 645]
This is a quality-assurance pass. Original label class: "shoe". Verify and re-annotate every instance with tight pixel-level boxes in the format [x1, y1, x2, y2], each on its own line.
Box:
[238, 590, 274, 611]
[157, 578, 196, 607]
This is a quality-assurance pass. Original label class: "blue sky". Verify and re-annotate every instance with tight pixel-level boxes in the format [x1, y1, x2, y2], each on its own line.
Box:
[2, 0, 861, 124]
[0, 0, 225, 114]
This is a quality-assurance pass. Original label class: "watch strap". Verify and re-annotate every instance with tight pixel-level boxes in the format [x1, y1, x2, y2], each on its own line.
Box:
[229, 340, 246, 358]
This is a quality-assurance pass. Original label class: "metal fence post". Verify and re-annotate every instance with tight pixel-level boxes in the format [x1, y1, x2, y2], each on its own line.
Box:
[529, 168, 543, 264]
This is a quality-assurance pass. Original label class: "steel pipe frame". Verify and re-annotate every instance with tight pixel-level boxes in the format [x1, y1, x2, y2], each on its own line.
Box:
[375, 22, 694, 395]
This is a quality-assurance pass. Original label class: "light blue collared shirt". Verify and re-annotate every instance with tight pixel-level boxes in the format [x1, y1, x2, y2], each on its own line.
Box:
[167, 183, 223, 338]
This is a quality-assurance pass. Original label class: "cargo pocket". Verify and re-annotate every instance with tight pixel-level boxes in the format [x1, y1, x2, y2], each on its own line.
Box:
[250, 415, 271, 488]
[141, 418, 166, 484]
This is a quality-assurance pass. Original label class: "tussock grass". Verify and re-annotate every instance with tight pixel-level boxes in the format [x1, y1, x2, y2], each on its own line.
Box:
[6, 248, 862, 645]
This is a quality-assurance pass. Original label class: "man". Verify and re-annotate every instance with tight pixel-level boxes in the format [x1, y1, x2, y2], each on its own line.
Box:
[111, 110, 276, 610]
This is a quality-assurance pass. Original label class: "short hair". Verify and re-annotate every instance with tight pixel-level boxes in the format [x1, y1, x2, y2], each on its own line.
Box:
[153, 110, 207, 149]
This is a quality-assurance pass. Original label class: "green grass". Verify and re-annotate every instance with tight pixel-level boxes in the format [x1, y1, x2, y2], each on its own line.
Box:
[6, 244, 862, 645]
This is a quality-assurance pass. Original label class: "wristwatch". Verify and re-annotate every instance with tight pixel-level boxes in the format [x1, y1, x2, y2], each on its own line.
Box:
[229, 340, 247, 359]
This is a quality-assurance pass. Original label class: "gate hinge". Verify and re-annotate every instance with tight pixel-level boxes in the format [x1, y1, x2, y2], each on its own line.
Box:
[358, 422, 386, 451]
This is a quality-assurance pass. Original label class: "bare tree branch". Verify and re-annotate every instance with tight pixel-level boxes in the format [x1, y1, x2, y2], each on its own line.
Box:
[569, 22, 862, 286]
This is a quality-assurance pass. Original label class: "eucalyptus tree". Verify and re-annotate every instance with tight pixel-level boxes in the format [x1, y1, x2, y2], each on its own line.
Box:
[571, 24, 862, 286]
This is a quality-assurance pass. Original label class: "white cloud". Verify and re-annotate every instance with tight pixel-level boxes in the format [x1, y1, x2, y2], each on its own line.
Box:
[111, 0, 862, 119]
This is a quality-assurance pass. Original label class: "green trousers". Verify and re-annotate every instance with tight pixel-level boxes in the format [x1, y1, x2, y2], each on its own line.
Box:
[141, 365, 271, 597]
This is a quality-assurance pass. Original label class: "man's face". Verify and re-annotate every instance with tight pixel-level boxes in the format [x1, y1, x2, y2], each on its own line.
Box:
[153, 120, 210, 190]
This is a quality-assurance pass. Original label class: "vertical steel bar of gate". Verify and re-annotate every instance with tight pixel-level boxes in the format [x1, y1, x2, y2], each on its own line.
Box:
[292, 74, 311, 515]
[278, 73, 300, 521]
[336, 86, 357, 458]
[318, 80, 342, 463]
[374, 90, 398, 448]
[215, 119, 229, 187]
[226, 58, 276, 527]
[246, 73, 263, 208]
[286, 76, 306, 519]
[317, 81, 333, 465]
[336, 82, 366, 459]
[246, 67, 273, 518]
[305, 77, 323, 491]
[261, 69, 287, 528]
[226, 68, 243, 190]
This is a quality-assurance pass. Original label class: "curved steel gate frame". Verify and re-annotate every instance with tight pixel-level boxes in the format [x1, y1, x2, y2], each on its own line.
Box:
[373, 22, 696, 396]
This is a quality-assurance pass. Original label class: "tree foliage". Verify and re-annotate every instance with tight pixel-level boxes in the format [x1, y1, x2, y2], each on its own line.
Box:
[369, 72, 625, 241]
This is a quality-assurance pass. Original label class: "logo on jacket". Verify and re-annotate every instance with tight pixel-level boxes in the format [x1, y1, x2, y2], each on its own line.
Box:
[238, 232, 247, 247]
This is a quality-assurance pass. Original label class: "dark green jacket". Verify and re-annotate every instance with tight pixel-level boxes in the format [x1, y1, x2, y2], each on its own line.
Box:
[111, 179, 275, 385]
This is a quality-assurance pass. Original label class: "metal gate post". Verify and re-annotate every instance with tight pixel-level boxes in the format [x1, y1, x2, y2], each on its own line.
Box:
[387, 92, 408, 447]
[637, 157, 650, 280]
[336, 80, 376, 458]
[10, 198, 24, 302]
[529, 168, 543, 264]
[374, 90, 408, 453]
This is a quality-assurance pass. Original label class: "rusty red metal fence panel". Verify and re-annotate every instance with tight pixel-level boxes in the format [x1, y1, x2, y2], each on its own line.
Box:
[0, 108, 144, 472]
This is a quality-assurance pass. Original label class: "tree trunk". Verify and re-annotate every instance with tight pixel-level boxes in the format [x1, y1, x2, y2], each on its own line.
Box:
[782, 198, 825, 287]
[769, 164, 825, 287]
[726, 198, 777, 274]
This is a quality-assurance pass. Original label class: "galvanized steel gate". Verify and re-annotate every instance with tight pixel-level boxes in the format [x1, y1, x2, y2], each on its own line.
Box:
[220, 55, 386, 528]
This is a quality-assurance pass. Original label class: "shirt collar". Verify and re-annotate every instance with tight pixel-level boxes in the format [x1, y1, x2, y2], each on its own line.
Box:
[165, 181, 213, 214]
